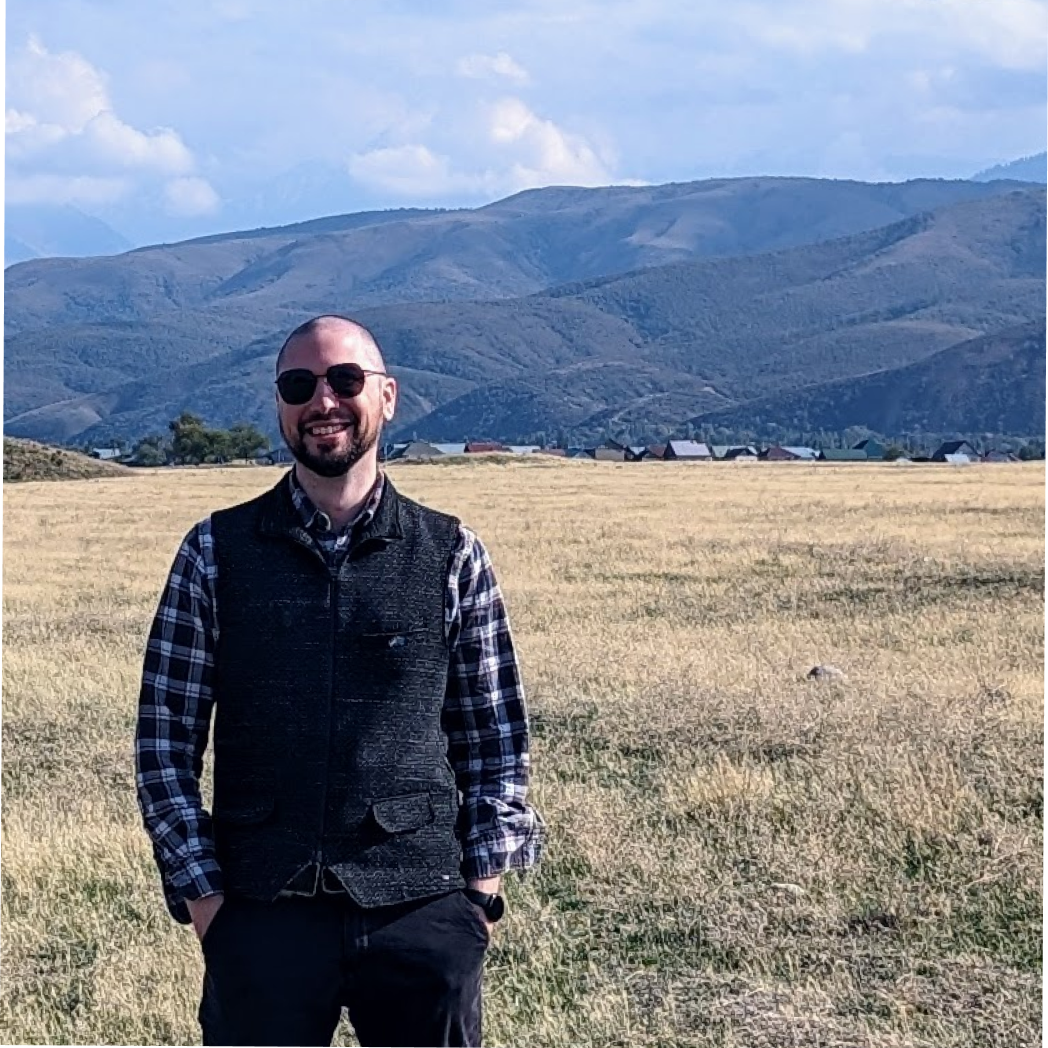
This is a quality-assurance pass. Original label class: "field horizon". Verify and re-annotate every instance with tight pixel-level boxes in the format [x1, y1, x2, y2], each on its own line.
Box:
[2, 459, 1043, 1047]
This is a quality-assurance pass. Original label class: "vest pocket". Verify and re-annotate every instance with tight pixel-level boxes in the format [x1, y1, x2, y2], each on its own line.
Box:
[370, 792, 434, 834]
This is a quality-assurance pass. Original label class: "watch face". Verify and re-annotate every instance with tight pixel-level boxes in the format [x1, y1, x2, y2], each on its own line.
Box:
[487, 895, 506, 922]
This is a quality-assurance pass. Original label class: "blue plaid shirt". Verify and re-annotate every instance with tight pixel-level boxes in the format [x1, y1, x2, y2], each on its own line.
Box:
[136, 471, 543, 922]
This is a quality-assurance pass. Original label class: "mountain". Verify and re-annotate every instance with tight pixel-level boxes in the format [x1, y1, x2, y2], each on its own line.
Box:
[972, 153, 1047, 184]
[687, 320, 1046, 437]
[3, 179, 1044, 444]
[4, 204, 132, 266]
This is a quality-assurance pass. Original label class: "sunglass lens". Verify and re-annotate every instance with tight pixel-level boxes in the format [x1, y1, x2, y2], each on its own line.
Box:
[326, 365, 367, 398]
[276, 370, 318, 404]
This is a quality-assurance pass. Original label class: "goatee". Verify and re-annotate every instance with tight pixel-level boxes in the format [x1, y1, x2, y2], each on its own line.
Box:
[281, 417, 379, 478]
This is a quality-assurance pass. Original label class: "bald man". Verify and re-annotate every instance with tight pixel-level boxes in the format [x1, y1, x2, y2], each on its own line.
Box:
[136, 315, 543, 1047]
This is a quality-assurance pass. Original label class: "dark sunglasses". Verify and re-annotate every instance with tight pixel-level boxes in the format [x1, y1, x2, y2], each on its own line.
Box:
[275, 363, 387, 405]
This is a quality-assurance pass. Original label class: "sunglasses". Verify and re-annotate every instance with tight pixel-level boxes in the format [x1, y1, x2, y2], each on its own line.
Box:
[275, 363, 387, 405]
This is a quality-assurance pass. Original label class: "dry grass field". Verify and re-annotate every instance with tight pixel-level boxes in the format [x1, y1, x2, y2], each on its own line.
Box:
[2, 459, 1043, 1047]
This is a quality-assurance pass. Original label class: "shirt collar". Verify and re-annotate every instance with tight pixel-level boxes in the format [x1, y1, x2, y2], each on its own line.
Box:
[289, 468, 386, 535]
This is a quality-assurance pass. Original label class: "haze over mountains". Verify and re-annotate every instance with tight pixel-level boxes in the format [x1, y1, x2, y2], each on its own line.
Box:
[4, 176, 1045, 445]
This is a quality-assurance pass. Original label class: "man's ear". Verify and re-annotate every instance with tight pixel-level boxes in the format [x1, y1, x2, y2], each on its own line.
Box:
[382, 376, 398, 422]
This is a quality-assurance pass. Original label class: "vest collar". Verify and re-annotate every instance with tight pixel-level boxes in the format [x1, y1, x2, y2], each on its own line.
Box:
[258, 472, 404, 545]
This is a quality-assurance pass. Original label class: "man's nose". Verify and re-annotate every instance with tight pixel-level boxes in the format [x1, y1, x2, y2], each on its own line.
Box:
[309, 375, 341, 409]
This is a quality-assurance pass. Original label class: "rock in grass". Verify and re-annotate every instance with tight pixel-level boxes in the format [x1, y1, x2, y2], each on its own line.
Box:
[807, 664, 846, 681]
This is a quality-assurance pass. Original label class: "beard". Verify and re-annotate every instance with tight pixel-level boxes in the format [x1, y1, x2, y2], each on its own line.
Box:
[280, 411, 381, 478]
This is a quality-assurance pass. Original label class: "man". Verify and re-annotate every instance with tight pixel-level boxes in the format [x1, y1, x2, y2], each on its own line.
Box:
[136, 315, 543, 1047]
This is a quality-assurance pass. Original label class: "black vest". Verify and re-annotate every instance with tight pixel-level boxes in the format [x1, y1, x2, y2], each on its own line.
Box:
[209, 475, 464, 906]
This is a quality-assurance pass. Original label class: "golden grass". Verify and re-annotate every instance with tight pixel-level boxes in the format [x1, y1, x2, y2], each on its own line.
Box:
[2, 460, 1043, 1047]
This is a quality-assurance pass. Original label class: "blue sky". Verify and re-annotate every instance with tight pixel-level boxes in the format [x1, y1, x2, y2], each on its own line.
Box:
[6, 0, 1047, 245]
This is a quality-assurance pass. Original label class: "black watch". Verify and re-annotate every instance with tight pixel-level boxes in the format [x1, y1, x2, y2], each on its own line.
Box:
[463, 888, 506, 923]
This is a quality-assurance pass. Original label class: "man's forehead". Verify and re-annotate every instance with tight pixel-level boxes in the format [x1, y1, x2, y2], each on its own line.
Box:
[283, 325, 382, 369]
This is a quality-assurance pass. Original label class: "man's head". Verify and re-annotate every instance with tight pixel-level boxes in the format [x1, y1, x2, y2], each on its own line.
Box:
[275, 315, 397, 478]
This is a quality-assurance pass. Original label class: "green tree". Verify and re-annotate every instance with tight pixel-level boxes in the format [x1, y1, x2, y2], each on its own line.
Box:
[169, 412, 211, 464]
[131, 433, 170, 466]
[219, 422, 268, 461]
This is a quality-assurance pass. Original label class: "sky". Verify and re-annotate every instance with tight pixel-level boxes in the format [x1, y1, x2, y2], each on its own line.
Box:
[5, 0, 1047, 246]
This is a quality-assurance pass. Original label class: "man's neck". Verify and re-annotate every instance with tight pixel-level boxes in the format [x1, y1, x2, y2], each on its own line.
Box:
[294, 459, 380, 531]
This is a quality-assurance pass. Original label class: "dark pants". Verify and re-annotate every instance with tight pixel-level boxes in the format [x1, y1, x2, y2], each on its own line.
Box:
[198, 890, 488, 1047]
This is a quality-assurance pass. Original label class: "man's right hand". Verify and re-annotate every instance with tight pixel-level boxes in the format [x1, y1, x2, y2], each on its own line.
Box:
[187, 893, 225, 941]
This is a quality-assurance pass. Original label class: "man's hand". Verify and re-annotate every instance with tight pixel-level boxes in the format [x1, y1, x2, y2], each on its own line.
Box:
[466, 876, 500, 931]
[187, 893, 225, 941]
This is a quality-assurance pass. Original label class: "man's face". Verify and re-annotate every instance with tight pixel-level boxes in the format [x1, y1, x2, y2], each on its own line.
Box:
[276, 327, 397, 478]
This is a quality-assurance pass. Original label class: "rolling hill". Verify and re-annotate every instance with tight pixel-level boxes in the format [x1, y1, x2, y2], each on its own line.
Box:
[2, 438, 131, 482]
[687, 319, 1046, 437]
[4, 178, 1044, 444]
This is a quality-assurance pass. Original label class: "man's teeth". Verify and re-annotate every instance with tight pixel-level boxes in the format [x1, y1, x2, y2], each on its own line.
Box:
[309, 423, 348, 436]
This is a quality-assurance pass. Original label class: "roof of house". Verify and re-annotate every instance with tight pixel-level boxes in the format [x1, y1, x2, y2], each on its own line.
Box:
[716, 444, 758, 458]
[935, 440, 976, 456]
[647, 444, 668, 459]
[781, 446, 820, 460]
[392, 440, 444, 459]
[666, 440, 711, 457]
[820, 448, 867, 461]
[432, 443, 466, 455]
[943, 453, 975, 464]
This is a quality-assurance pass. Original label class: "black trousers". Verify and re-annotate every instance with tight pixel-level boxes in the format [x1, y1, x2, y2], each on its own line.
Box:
[198, 890, 488, 1047]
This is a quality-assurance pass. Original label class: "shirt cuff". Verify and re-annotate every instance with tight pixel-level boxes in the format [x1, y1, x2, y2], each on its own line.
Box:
[162, 855, 224, 925]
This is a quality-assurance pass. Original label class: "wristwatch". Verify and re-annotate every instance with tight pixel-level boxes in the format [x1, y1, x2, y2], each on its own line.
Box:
[463, 888, 506, 923]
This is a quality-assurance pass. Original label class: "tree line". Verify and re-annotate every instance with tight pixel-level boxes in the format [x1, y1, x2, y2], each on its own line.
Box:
[118, 413, 271, 466]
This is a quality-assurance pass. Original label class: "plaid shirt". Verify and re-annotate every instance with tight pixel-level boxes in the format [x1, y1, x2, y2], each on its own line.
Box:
[136, 471, 543, 922]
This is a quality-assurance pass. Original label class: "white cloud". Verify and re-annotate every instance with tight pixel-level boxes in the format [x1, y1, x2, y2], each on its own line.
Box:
[6, 36, 212, 212]
[347, 144, 490, 198]
[83, 112, 195, 173]
[732, 0, 1047, 70]
[346, 99, 624, 201]
[456, 51, 531, 84]
[164, 177, 222, 216]
[488, 98, 615, 187]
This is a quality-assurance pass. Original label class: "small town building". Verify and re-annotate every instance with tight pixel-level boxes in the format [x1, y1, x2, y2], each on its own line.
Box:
[388, 440, 444, 461]
[762, 445, 819, 461]
[932, 440, 978, 463]
[464, 440, 508, 454]
[852, 439, 887, 460]
[432, 443, 467, 456]
[982, 450, 1019, 463]
[646, 444, 668, 460]
[260, 447, 296, 465]
[819, 449, 867, 462]
[90, 447, 124, 461]
[712, 445, 759, 460]
[663, 440, 712, 460]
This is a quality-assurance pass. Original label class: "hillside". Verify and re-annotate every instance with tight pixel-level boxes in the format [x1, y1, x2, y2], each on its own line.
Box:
[973, 152, 1047, 184]
[688, 320, 1047, 437]
[2, 439, 131, 482]
[3, 177, 1027, 416]
[3, 180, 1044, 444]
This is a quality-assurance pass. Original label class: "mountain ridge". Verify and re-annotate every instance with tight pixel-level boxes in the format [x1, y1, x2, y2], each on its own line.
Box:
[4, 178, 1044, 444]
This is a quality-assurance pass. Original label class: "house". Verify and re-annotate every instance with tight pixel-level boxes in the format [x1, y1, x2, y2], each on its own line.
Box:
[646, 444, 668, 461]
[712, 445, 758, 460]
[432, 443, 467, 456]
[982, 449, 1019, 463]
[626, 446, 650, 462]
[762, 445, 819, 461]
[852, 439, 887, 460]
[90, 447, 123, 461]
[464, 440, 508, 454]
[592, 445, 626, 462]
[663, 440, 712, 460]
[932, 440, 978, 463]
[820, 448, 867, 462]
[388, 440, 444, 461]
